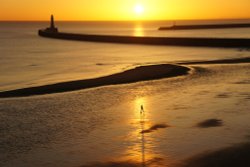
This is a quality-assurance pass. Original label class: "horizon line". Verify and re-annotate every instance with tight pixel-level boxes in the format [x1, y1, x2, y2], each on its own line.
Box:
[1, 17, 250, 22]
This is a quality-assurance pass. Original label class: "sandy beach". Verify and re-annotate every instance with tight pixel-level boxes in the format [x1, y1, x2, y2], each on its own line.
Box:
[0, 57, 249, 167]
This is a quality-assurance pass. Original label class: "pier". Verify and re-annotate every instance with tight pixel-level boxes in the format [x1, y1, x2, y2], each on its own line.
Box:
[159, 23, 250, 30]
[38, 16, 250, 48]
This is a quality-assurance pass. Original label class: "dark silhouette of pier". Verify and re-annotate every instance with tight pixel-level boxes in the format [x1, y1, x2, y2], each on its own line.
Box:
[159, 23, 250, 30]
[38, 16, 250, 48]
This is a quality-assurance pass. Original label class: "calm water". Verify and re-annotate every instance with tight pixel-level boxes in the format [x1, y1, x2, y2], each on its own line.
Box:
[0, 20, 250, 167]
[0, 20, 250, 91]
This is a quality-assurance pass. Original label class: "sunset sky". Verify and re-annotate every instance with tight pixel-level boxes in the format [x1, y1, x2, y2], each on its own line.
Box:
[1, 0, 250, 21]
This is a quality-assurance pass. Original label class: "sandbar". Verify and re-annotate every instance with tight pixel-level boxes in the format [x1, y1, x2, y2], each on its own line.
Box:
[0, 64, 189, 98]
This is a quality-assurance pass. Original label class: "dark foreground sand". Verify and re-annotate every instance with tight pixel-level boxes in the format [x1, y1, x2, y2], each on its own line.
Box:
[79, 142, 250, 167]
[0, 64, 189, 98]
[181, 142, 250, 167]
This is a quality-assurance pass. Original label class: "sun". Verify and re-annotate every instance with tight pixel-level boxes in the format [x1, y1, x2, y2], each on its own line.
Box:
[134, 4, 144, 15]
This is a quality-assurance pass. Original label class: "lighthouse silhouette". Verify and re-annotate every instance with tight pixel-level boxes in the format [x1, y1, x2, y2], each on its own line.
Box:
[45, 15, 58, 33]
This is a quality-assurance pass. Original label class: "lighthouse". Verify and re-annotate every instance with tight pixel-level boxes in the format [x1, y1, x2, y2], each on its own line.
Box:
[45, 15, 58, 33]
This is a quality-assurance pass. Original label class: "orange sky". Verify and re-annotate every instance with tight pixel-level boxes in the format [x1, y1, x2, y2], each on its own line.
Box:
[1, 0, 250, 21]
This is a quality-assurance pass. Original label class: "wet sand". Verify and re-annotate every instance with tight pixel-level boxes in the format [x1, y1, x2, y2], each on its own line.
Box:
[181, 142, 250, 167]
[0, 57, 249, 167]
[196, 119, 223, 128]
[80, 140, 250, 167]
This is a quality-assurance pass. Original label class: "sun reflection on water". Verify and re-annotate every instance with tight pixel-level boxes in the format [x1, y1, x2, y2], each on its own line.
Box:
[121, 96, 163, 166]
[134, 24, 145, 37]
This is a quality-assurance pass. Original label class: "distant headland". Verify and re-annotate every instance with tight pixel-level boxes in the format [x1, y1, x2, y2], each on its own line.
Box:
[38, 15, 250, 48]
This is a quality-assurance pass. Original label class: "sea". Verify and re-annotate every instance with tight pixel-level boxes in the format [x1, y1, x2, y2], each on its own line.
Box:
[1, 19, 250, 91]
[0, 19, 250, 167]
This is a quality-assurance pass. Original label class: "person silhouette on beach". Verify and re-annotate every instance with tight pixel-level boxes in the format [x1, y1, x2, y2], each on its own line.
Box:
[140, 105, 144, 114]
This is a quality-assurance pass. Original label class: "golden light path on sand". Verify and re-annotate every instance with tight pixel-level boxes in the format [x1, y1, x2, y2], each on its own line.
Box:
[117, 95, 172, 166]
[124, 96, 155, 165]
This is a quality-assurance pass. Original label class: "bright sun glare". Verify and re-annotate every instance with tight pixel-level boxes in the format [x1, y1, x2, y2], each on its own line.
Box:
[134, 4, 144, 15]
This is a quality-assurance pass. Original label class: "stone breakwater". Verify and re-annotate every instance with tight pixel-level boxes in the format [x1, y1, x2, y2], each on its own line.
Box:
[38, 29, 250, 48]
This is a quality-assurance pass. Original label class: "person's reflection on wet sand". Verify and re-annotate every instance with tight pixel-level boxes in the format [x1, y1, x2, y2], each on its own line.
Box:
[140, 106, 146, 167]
